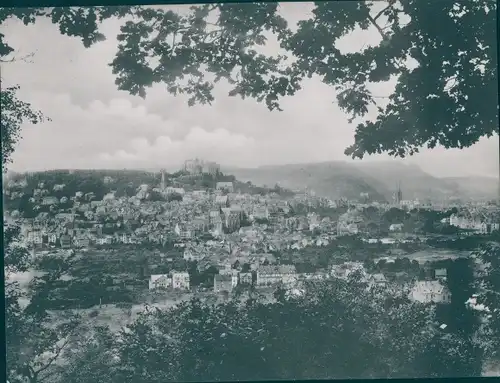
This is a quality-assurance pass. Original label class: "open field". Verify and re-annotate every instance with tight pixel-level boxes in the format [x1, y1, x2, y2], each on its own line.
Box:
[374, 248, 471, 264]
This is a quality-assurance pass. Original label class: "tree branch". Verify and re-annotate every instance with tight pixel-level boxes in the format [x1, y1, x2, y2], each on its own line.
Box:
[367, 14, 387, 40]
[0, 52, 36, 63]
[27, 365, 37, 383]
[32, 331, 75, 380]
[171, 31, 177, 54]
[372, 0, 397, 22]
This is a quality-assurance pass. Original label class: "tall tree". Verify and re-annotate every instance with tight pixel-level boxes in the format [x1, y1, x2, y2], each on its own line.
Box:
[436, 258, 483, 376]
[4, 222, 84, 383]
[1, 85, 47, 170]
[469, 243, 500, 369]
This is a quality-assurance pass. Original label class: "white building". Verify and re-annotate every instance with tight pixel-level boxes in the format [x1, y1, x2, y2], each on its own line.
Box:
[389, 223, 404, 232]
[337, 222, 359, 236]
[172, 272, 190, 290]
[165, 187, 185, 195]
[252, 206, 269, 220]
[409, 281, 451, 304]
[149, 274, 172, 290]
[256, 265, 298, 287]
[308, 213, 320, 231]
[231, 273, 239, 287]
[215, 195, 229, 207]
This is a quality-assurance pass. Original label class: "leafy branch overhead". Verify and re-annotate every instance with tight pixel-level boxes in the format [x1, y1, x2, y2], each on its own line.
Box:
[110, 3, 298, 111]
[1, 86, 47, 169]
[0, 1, 497, 162]
[109, 1, 498, 159]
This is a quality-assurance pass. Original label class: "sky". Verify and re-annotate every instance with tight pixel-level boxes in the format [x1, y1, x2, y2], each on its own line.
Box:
[1, 2, 498, 178]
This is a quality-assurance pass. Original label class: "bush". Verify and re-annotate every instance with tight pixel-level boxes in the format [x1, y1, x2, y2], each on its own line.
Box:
[88, 309, 99, 318]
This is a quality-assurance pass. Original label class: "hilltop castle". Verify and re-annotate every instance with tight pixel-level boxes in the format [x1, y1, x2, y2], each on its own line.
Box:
[183, 159, 220, 176]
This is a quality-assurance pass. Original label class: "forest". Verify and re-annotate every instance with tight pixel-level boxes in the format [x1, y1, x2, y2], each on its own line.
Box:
[50, 275, 483, 383]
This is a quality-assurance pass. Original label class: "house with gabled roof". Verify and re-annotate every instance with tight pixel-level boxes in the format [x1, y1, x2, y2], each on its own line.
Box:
[410, 280, 451, 304]
[368, 273, 388, 288]
[149, 274, 172, 290]
[60, 234, 71, 248]
[256, 265, 297, 287]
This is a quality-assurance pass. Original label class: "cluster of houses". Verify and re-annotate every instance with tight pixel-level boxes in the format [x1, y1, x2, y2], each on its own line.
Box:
[16, 178, 353, 254]
[14, 174, 499, 256]
[148, 271, 191, 290]
[149, 261, 300, 294]
[16, 184, 499, 268]
[327, 261, 452, 303]
[9, 172, 491, 311]
[448, 212, 500, 234]
[149, 252, 453, 305]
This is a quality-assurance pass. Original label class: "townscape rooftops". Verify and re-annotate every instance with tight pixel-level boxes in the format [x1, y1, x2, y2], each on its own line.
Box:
[214, 274, 232, 282]
[150, 274, 171, 282]
[414, 280, 448, 294]
[371, 273, 387, 282]
[258, 265, 297, 275]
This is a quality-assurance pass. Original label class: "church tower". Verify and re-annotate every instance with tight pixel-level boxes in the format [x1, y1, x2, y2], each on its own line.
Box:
[396, 181, 403, 204]
[160, 169, 166, 190]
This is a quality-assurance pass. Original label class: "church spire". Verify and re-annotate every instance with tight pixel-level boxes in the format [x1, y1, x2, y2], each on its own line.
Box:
[160, 169, 166, 190]
[396, 180, 403, 204]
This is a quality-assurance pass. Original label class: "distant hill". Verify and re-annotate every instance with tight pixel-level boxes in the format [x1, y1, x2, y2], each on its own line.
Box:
[5, 168, 294, 199]
[224, 161, 499, 202]
[351, 162, 462, 201]
[441, 176, 499, 200]
[225, 162, 390, 202]
[11, 165, 497, 202]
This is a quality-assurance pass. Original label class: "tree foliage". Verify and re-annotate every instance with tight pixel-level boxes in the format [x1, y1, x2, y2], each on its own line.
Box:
[287, 0, 497, 158]
[1, 3, 498, 380]
[56, 277, 489, 382]
[4, 223, 86, 383]
[1, 85, 46, 170]
[470, 243, 500, 363]
[2, 2, 495, 162]
[0, 7, 132, 171]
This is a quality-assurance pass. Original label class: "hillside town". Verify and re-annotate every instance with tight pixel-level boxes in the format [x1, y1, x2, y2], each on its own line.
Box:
[4, 159, 500, 313]
[3, 0, 499, 380]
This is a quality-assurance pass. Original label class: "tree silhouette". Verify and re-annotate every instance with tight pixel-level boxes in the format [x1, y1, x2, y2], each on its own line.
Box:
[1, 85, 47, 170]
[470, 243, 500, 364]
[5, 222, 84, 383]
[109, 2, 495, 158]
[1, 2, 496, 163]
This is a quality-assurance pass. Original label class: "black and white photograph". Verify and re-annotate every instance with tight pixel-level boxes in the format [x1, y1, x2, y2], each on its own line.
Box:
[2, 1, 499, 382]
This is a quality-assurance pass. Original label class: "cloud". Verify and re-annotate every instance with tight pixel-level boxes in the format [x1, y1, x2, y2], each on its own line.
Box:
[2, 3, 498, 178]
[100, 127, 256, 168]
[9, 92, 179, 170]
